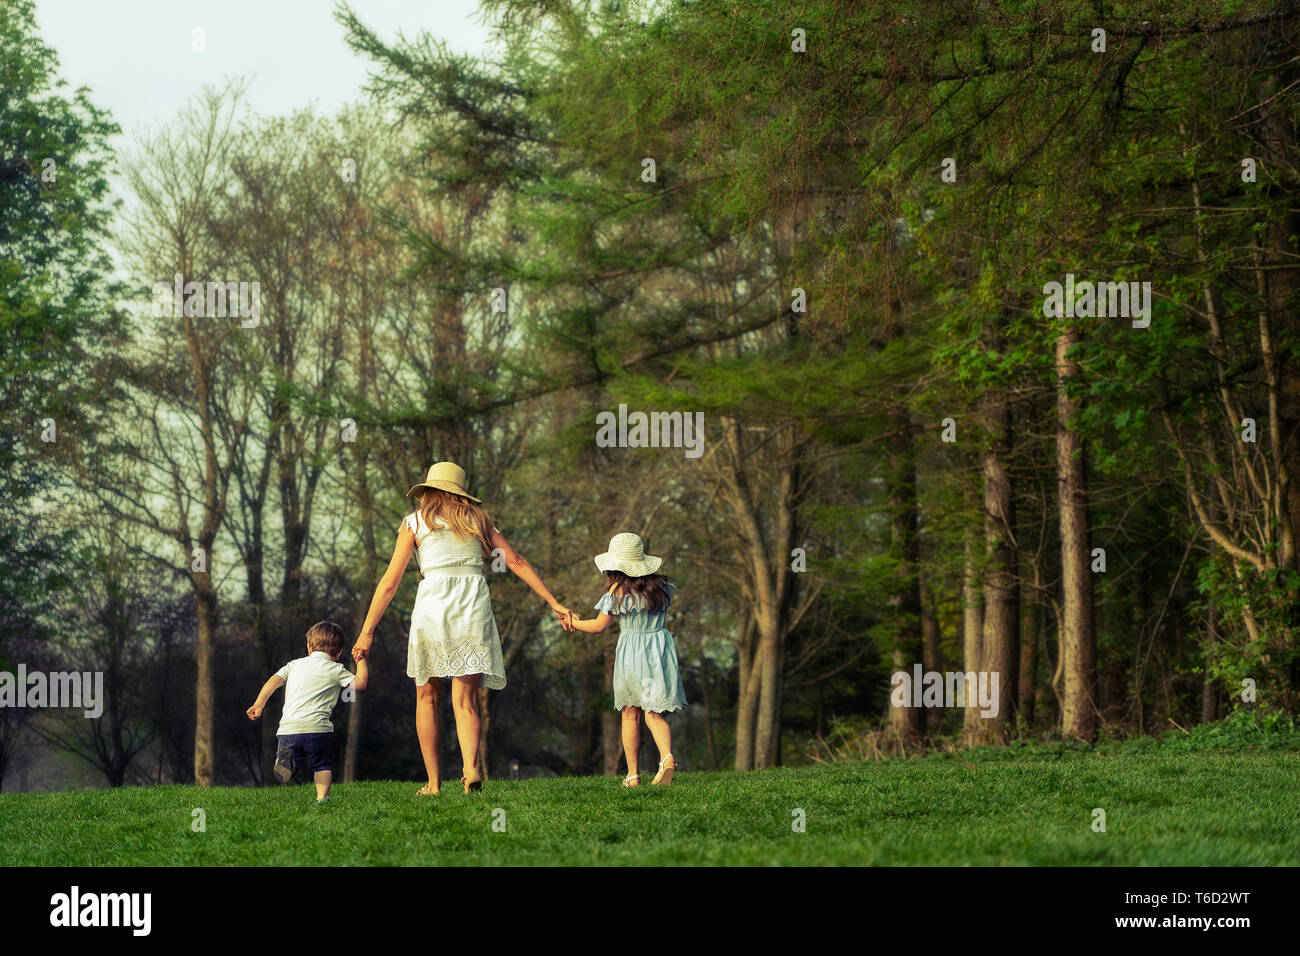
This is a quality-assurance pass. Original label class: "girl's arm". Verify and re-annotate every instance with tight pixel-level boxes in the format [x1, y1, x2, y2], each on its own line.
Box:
[569, 611, 613, 634]
[571, 585, 619, 633]
[491, 530, 571, 623]
[353, 525, 416, 660]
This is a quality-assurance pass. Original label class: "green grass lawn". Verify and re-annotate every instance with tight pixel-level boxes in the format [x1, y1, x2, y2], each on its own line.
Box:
[2, 748, 1297, 865]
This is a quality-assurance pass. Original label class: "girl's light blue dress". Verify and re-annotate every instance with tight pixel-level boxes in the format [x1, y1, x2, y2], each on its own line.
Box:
[596, 582, 687, 713]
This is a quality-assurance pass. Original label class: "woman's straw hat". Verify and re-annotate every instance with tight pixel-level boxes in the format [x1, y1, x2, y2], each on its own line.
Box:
[594, 532, 662, 577]
[405, 461, 481, 503]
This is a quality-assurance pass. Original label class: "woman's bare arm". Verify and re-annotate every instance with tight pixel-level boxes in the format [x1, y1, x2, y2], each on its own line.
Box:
[491, 529, 572, 626]
[353, 525, 416, 659]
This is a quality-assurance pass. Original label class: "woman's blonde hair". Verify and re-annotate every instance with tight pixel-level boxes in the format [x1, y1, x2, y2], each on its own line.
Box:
[418, 488, 494, 556]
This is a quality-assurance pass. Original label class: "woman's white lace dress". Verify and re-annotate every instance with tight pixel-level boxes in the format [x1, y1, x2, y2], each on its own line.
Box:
[403, 511, 506, 690]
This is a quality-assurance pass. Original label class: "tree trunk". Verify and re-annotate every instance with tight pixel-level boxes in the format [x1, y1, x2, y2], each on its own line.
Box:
[979, 394, 1018, 743]
[720, 418, 800, 771]
[962, 521, 984, 745]
[1057, 324, 1098, 742]
[193, 585, 218, 786]
[602, 632, 621, 775]
[1019, 588, 1040, 727]
[343, 446, 378, 784]
[477, 685, 491, 780]
[700, 664, 719, 770]
[753, 624, 782, 768]
[887, 423, 924, 749]
[1253, 71, 1300, 581]
[342, 692, 363, 782]
[733, 613, 758, 771]
[921, 599, 942, 735]
[246, 552, 274, 786]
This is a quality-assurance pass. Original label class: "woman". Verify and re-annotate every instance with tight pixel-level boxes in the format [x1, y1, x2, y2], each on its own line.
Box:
[352, 461, 572, 794]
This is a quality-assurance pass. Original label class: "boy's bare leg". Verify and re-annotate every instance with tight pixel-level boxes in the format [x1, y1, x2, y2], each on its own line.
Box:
[415, 679, 441, 793]
[314, 771, 332, 800]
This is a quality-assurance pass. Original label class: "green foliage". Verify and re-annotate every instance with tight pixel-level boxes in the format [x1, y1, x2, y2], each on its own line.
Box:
[1161, 710, 1300, 751]
[0, 0, 123, 647]
[931, 711, 1300, 762]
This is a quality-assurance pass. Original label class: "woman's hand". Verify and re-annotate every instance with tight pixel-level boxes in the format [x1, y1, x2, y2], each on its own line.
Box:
[551, 603, 575, 631]
[352, 633, 374, 661]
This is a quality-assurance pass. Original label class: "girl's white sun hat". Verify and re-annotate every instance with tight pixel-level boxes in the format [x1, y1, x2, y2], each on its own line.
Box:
[594, 532, 662, 577]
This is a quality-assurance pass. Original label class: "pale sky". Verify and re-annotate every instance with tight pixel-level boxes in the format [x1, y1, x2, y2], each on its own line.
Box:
[33, 0, 497, 137]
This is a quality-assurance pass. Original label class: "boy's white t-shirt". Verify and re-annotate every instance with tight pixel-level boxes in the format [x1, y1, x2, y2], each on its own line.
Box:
[275, 652, 356, 735]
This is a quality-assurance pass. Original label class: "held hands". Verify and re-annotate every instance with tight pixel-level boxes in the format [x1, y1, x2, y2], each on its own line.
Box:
[551, 602, 576, 631]
[352, 633, 373, 662]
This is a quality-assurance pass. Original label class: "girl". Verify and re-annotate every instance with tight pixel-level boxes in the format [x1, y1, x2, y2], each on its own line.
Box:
[567, 532, 686, 787]
[352, 461, 572, 795]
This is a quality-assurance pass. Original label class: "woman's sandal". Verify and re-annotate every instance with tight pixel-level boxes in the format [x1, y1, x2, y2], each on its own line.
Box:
[621, 773, 640, 788]
[461, 769, 483, 794]
[651, 754, 676, 786]
[416, 783, 439, 796]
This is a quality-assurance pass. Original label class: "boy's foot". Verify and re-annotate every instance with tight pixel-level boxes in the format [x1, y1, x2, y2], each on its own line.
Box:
[315, 797, 329, 804]
[273, 746, 294, 784]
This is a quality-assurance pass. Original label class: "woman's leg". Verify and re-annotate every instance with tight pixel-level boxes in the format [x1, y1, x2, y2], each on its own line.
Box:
[621, 706, 643, 780]
[644, 710, 673, 764]
[415, 679, 441, 793]
[451, 674, 483, 779]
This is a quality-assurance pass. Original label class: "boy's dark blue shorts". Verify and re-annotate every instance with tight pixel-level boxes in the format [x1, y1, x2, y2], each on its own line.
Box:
[277, 732, 335, 773]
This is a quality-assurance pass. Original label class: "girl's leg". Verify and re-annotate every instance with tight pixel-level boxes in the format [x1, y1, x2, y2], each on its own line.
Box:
[451, 674, 483, 780]
[415, 679, 442, 793]
[621, 706, 643, 780]
[644, 710, 673, 765]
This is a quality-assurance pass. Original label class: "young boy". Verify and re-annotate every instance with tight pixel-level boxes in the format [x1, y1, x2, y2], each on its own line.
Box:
[246, 621, 366, 802]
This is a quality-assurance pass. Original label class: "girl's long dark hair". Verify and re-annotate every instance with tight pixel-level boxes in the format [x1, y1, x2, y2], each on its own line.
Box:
[604, 571, 672, 613]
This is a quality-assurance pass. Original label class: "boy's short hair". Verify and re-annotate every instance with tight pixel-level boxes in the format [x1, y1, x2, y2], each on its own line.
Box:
[306, 621, 346, 656]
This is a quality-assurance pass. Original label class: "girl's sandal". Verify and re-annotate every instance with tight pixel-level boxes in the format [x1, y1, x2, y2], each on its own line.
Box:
[621, 774, 640, 788]
[651, 754, 676, 786]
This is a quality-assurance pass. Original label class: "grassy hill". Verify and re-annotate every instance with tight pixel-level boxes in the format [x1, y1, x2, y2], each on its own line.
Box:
[2, 744, 1297, 865]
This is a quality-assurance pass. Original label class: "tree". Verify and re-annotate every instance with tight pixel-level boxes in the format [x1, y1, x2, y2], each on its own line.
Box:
[0, 0, 124, 787]
[83, 84, 262, 786]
